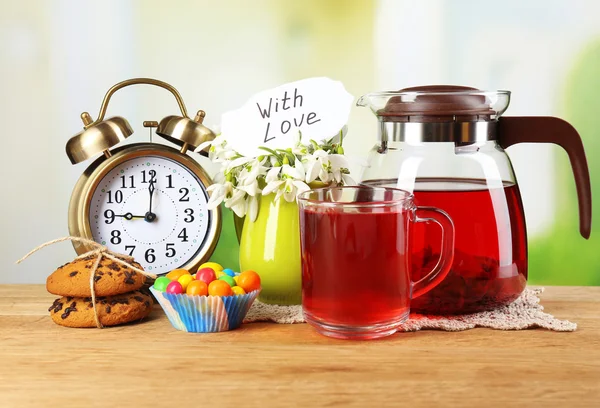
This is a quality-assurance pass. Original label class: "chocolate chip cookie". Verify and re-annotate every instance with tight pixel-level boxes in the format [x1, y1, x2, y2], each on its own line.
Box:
[49, 290, 153, 328]
[46, 255, 146, 297]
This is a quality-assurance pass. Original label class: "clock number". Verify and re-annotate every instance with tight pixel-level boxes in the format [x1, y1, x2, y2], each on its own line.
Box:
[178, 228, 188, 242]
[166, 174, 174, 188]
[107, 190, 123, 204]
[120, 175, 135, 189]
[179, 188, 190, 202]
[184, 208, 194, 223]
[104, 209, 115, 224]
[165, 243, 176, 258]
[141, 170, 157, 183]
[125, 245, 136, 256]
[145, 248, 156, 263]
[110, 230, 122, 245]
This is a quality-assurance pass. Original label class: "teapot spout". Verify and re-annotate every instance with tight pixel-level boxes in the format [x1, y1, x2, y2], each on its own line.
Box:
[356, 92, 398, 115]
[356, 94, 371, 107]
[356, 93, 384, 114]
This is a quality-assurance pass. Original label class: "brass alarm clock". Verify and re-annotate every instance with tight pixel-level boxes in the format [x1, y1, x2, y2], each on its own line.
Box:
[66, 78, 221, 275]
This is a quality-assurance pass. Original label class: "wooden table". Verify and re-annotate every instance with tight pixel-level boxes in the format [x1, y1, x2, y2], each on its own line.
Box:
[0, 285, 598, 407]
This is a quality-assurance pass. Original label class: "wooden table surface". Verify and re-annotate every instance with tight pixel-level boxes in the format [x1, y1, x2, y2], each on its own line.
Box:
[0, 285, 598, 407]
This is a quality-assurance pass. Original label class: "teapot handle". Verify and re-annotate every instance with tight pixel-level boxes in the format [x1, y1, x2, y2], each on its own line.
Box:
[498, 116, 592, 239]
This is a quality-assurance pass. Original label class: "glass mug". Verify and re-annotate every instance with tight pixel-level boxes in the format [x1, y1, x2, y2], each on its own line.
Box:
[297, 186, 455, 340]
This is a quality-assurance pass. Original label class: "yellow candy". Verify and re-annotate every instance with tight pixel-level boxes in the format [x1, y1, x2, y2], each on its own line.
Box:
[166, 269, 190, 281]
[233, 276, 240, 285]
[199, 262, 224, 271]
[215, 270, 225, 278]
[177, 274, 195, 291]
[231, 286, 246, 296]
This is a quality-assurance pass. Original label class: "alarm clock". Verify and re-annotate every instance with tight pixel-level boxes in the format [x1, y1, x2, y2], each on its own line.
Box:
[65, 78, 221, 275]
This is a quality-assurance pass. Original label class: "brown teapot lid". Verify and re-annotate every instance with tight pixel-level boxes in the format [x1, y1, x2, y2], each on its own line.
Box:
[381, 85, 496, 122]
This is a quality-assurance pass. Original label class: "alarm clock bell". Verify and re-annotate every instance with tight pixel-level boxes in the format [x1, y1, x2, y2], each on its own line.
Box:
[65, 78, 215, 164]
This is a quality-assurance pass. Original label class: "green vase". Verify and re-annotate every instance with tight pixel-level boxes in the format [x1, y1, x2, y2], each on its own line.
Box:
[239, 194, 302, 305]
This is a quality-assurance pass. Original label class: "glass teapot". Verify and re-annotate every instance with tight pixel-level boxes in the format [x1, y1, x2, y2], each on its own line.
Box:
[358, 85, 592, 314]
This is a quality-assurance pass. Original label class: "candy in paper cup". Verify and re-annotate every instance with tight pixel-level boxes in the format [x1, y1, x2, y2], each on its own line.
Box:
[150, 287, 260, 333]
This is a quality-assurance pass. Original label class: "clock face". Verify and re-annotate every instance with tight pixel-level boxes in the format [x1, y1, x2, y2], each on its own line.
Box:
[89, 155, 212, 274]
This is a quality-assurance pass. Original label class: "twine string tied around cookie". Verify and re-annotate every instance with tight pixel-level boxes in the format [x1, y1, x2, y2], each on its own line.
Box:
[16, 236, 157, 328]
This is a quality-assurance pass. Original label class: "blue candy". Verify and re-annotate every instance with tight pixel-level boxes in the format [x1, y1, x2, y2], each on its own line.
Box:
[223, 268, 236, 277]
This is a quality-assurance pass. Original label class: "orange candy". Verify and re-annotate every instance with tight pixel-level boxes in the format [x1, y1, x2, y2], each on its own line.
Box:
[208, 279, 233, 297]
[236, 270, 261, 293]
[186, 280, 208, 296]
[166, 269, 190, 281]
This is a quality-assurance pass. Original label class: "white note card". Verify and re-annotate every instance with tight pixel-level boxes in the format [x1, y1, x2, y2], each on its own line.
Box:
[221, 77, 354, 157]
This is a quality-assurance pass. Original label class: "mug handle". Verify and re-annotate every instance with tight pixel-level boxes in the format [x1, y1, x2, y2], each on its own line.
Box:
[411, 206, 455, 299]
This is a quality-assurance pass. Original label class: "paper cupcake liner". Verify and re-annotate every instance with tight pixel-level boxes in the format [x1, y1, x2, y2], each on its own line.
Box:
[150, 287, 260, 333]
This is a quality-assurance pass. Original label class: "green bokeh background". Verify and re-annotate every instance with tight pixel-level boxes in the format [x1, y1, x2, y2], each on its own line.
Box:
[529, 40, 600, 285]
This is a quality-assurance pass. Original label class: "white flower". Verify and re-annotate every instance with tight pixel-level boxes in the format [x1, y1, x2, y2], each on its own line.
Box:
[263, 162, 309, 202]
[224, 188, 247, 218]
[328, 154, 351, 184]
[266, 166, 281, 183]
[282, 178, 310, 202]
[206, 181, 233, 209]
[292, 129, 308, 155]
[238, 159, 267, 183]
[194, 123, 354, 222]
[195, 134, 230, 161]
[304, 149, 331, 183]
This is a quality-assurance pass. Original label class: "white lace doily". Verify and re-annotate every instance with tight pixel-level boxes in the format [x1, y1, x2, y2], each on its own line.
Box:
[244, 288, 577, 332]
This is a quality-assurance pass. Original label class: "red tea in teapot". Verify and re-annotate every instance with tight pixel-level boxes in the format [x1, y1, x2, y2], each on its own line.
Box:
[410, 178, 527, 314]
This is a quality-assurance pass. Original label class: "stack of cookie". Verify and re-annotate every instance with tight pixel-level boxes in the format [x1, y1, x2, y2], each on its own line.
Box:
[46, 254, 153, 328]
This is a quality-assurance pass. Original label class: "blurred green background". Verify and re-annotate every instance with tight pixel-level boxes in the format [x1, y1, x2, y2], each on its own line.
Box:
[529, 40, 600, 285]
[1, 0, 597, 285]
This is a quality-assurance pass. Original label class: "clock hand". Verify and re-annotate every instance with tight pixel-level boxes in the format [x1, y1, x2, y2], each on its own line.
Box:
[145, 178, 157, 223]
[115, 212, 145, 220]
[148, 178, 155, 213]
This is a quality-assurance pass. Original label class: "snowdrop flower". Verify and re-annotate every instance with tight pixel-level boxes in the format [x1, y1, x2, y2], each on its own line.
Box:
[304, 149, 332, 184]
[196, 123, 354, 222]
[327, 154, 353, 184]
[206, 181, 233, 209]
[237, 158, 267, 184]
[194, 134, 229, 160]
[292, 129, 308, 155]
[263, 162, 309, 202]
[224, 188, 247, 218]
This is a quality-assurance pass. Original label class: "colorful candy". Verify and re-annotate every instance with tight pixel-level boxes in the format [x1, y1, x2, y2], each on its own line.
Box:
[166, 268, 190, 281]
[166, 281, 184, 294]
[208, 280, 233, 297]
[196, 267, 217, 284]
[186, 280, 208, 296]
[218, 275, 236, 288]
[156, 265, 260, 298]
[237, 270, 261, 293]
[153, 276, 172, 292]
[177, 274, 195, 291]
[223, 268, 236, 277]
[199, 262, 224, 272]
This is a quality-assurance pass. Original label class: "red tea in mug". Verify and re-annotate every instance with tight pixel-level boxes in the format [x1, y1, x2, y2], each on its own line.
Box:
[298, 186, 454, 340]
[300, 207, 411, 327]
